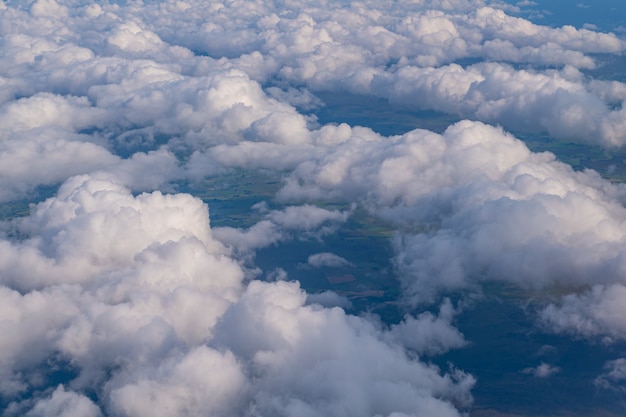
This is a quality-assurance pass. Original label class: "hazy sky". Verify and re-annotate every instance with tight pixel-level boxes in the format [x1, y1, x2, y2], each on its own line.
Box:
[1, 0, 626, 416]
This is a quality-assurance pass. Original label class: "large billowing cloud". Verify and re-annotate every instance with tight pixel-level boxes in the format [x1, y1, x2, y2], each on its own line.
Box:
[136, 1, 626, 145]
[370, 63, 626, 146]
[0, 0, 623, 203]
[269, 120, 626, 302]
[0, 174, 473, 416]
[0, 0, 625, 201]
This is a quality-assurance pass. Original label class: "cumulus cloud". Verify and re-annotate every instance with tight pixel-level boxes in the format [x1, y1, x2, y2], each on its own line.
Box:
[10, 385, 102, 417]
[208, 280, 474, 417]
[307, 252, 353, 268]
[0, 0, 623, 209]
[2, 0, 626, 414]
[596, 358, 626, 392]
[0, 175, 472, 416]
[2, 174, 233, 290]
[386, 299, 467, 356]
[153, 1, 626, 145]
[0, 175, 245, 401]
[540, 284, 626, 343]
[269, 120, 626, 302]
[0, 0, 624, 197]
[354, 62, 626, 146]
[521, 363, 560, 378]
[306, 290, 353, 309]
[213, 204, 350, 255]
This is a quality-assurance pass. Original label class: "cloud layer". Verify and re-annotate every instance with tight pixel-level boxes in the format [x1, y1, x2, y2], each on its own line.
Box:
[0, 175, 472, 416]
[2, 0, 626, 414]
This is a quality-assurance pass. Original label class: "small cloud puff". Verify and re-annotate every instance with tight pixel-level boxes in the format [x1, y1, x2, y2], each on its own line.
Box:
[596, 358, 626, 391]
[306, 290, 353, 309]
[522, 363, 561, 378]
[540, 284, 626, 344]
[307, 252, 353, 268]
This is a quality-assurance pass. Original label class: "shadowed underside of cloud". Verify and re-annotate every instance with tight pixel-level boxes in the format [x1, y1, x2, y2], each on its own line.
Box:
[2, 0, 626, 415]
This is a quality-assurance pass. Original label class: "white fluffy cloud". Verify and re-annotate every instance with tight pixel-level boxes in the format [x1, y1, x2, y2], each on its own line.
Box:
[162, 2, 626, 145]
[0, 174, 472, 416]
[0, 0, 624, 195]
[213, 204, 350, 254]
[307, 252, 353, 268]
[386, 299, 467, 356]
[0, 175, 245, 400]
[540, 284, 626, 343]
[2, 0, 626, 414]
[521, 363, 560, 378]
[207, 280, 474, 417]
[596, 358, 626, 392]
[0, 0, 623, 206]
[267, 120, 626, 302]
[18, 386, 102, 417]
